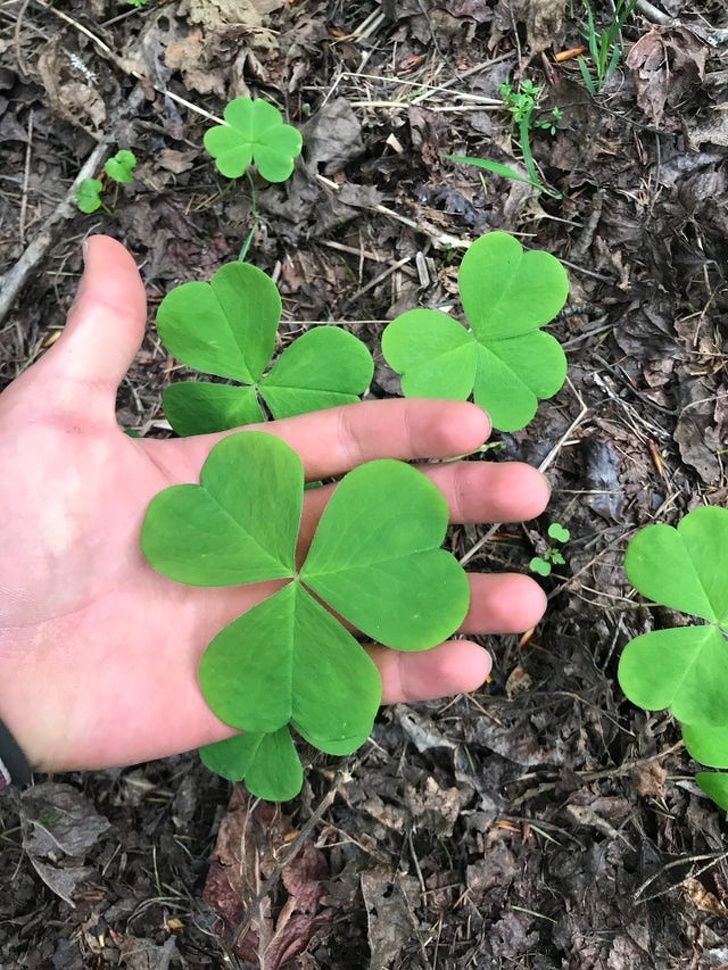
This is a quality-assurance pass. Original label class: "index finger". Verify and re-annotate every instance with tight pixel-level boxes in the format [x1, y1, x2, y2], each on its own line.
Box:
[150, 399, 490, 480]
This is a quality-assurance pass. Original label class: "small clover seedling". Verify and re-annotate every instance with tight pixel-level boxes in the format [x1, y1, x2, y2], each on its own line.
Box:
[76, 178, 104, 214]
[381, 232, 569, 432]
[204, 98, 302, 183]
[619, 506, 728, 812]
[156, 262, 373, 435]
[142, 431, 470, 800]
[75, 149, 137, 214]
[530, 522, 570, 577]
[104, 149, 137, 184]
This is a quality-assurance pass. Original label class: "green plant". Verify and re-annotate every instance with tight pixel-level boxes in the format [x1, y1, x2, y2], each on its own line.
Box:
[141, 431, 470, 800]
[156, 262, 373, 435]
[75, 149, 138, 214]
[203, 97, 302, 259]
[381, 232, 569, 432]
[619, 506, 728, 812]
[127, 0, 148, 7]
[577, 0, 637, 95]
[530, 522, 570, 577]
[446, 79, 562, 197]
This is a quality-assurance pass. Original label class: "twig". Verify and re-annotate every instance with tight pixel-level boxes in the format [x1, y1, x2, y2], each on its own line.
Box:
[19, 108, 33, 245]
[0, 87, 144, 327]
[339, 256, 412, 312]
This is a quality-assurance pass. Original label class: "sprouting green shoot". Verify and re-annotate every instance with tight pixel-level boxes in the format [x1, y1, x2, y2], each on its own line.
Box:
[577, 0, 637, 95]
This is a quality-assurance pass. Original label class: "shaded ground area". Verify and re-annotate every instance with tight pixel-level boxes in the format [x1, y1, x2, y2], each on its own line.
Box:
[1, 0, 728, 966]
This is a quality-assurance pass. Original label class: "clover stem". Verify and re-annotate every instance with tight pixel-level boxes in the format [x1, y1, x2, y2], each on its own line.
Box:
[238, 170, 260, 262]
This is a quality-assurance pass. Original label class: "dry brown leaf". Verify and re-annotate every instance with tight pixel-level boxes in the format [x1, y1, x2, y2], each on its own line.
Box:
[505, 664, 532, 700]
[360, 866, 419, 970]
[36, 40, 106, 133]
[179, 0, 283, 31]
[164, 28, 227, 98]
[626, 28, 708, 128]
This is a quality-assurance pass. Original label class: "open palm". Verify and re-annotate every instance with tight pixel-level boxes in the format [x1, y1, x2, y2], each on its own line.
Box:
[0, 236, 549, 773]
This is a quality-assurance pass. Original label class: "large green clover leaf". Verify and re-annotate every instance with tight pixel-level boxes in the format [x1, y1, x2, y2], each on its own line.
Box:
[695, 773, 728, 813]
[381, 232, 569, 432]
[200, 728, 303, 802]
[198, 583, 381, 739]
[301, 460, 470, 650]
[203, 97, 303, 183]
[142, 431, 470, 797]
[682, 723, 728, 769]
[156, 263, 373, 436]
[619, 507, 728, 727]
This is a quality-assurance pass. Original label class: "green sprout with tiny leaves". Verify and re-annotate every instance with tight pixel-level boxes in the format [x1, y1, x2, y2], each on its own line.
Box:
[619, 506, 728, 812]
[141, 431, 470, 801]
[530, 522, 570, 577]
[76, 149, 138, 214]
[446, 78, 562, 197]
[381, 232, 569, 433]
[156, 262, 373, 435]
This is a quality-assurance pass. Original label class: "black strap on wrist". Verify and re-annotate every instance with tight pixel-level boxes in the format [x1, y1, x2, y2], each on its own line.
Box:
[0, 718, 32, 789]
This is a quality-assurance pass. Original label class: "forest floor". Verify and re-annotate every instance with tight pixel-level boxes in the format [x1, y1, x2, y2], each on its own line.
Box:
[1, 0, 728, 967]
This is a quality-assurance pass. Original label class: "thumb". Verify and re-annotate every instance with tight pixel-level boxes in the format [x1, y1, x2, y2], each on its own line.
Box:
[44, 234, 147, 397]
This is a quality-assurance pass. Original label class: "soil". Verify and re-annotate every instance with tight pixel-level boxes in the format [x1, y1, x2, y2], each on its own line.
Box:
[2, 0, 728, 967]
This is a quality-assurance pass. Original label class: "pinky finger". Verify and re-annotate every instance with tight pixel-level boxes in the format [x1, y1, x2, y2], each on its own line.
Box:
[370, 639, 492, 706]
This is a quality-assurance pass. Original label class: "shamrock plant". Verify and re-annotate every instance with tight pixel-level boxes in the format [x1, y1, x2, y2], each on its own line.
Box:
[619, 506, 728, 812]
[203, 97, 302, 259]
[381, 232, 569, 432]
[530, 522, 570, 577]
[141, 431, 470, 800]
[76, 149, 137, 214]
[204, 98, 302, 183]
[156, 262, 373, 435]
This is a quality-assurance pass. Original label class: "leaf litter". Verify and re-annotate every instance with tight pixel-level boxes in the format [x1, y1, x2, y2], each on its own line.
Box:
[2, 0, 728, 966]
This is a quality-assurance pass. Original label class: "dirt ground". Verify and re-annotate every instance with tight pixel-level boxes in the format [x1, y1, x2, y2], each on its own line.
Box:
[2, 0, 728, 967]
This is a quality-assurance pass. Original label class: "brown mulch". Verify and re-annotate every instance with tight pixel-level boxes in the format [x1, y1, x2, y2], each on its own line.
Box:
[1, 0, 728, 967]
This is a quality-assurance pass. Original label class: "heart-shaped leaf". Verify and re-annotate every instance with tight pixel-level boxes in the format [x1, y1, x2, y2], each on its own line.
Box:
[381, 310, 477, 400]
[157, 264, 374, 436]
[200, 728, 303, 801]
[618, 626, 728, 726]
[625, 506, 728, 623]
[381, 232, 569, 432]
[204, 98, 303, 183]
[104, 149, 137, 184]
[547, 522, 570, 543]
[143, 432, 469, 798]
[141, 431, 302, 585]
[259, 327, 374, 419]
[76, 178, 103, 213]
[198, 583, 381, 740]
[301, 460, 470, 649]
[695, 772, 728, 812]
[156, 262, 280, 384]
[682, 723, 728, 769]
[162, 382, 264, 437]
[529, 557, 551, 577]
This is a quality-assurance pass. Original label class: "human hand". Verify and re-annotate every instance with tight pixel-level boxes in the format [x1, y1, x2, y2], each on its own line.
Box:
[0, 236, 550, 773]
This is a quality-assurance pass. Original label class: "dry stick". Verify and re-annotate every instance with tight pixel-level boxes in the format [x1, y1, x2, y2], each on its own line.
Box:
[0, 87, 144, 327]
[19, 108, 33, 245]
[459, 379, 589, 568]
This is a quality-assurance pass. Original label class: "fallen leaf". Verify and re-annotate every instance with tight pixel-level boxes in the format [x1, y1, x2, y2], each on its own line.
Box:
[21, 782, 110, 906]
[626, 28, 708, 128]
[360, 866, 419, 969]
